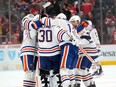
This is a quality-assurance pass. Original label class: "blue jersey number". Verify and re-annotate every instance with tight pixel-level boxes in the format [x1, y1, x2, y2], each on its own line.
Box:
[39, 30, 52, 42]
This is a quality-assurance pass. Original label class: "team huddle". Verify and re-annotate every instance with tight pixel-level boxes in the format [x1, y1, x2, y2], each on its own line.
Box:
[20, 13, 103, 87]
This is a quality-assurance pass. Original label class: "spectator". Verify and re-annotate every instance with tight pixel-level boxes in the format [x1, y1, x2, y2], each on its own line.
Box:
[111, 26, 116, 44]
[81, 0, 93, 19]
[62, 3, 71, 20]
[11, 27, 20, 44]
[0, 0, 116, 44]
[29, 5, 40, 15]
[105, 10, 116, 43]
[69, 3, 76, 15]
[0, 16, 3, 44]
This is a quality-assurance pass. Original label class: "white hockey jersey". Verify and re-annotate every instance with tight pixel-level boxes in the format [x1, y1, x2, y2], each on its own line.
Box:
[89, 28, 101, 48]
[52, 18, 74, 45]
[37, 25, 71, 56]
[52, 18, 74, 33]
[76, 25, 98, 57]
[20, 19, 38, 56]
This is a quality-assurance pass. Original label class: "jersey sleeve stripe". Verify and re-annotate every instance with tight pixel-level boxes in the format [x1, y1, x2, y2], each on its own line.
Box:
[57, 29, 66, 41]
[32, 22, 38, 29]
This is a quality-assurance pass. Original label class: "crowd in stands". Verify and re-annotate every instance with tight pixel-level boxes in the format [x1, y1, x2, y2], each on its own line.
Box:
[0, 0, 116, 44]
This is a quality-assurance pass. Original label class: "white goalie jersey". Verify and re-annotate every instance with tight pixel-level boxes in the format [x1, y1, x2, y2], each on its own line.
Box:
[37, 25, 71, 56]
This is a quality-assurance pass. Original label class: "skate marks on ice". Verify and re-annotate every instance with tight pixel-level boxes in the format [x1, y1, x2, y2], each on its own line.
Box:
[0, 65, 116, 87]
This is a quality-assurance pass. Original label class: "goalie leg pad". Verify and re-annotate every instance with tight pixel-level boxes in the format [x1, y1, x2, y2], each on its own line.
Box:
[39, 69, 50, 87]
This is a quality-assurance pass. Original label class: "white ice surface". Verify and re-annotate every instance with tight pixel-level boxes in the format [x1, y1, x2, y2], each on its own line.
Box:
[0, 65, 116, 87]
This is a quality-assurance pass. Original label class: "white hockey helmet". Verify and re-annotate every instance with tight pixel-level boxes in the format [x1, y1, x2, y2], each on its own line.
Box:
[56, 13, 67, 20]
[69, 15, 81, 23]
[41, 17, 52, 27]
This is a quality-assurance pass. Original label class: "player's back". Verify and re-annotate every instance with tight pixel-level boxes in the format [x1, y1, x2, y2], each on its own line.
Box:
[37, 26, 60, 56]
[52, 18, 73, 33]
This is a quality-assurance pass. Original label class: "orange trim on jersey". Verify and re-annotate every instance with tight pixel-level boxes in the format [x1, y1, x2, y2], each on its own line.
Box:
[81, 21, 88, 27]
[38, 57, 40, 69]
[79, 47, 94, 62]
[24, 20, 32, 39]
[32, 22, 38, 29]
[75, 75, 82, 80]
[58, 30, 65, 41]
[23, 82, 35, 86]
[61, 75, 69, 81]
[25, 20, 29, 30]
[38, 47, 59, 53]
[46, 17, 49, 26]
[82, 74, 92, 81]
[84, 49, 97, 53]
[69, 75, 75, 80]
[21, 47, 35, 52]
[36, 75, 39, 87]
[60, 46, 69, 68]
[76, 56, 83, 69]
[23, 55, 28, 71]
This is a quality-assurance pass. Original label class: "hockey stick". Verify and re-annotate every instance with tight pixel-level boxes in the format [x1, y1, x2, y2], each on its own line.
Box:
[39, 2, 51, 18]
[71, 30, 94, 62]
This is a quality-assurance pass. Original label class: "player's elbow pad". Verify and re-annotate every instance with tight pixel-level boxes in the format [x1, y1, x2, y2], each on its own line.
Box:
[81, 21, 89, 27]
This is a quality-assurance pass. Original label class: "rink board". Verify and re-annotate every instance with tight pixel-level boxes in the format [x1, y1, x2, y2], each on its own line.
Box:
[0, 44, 116, 70]
[99, 44, 116, 65]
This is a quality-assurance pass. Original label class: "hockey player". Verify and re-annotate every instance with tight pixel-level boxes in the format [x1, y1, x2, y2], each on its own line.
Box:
[86, 20, 103, 78]
[37, 16, 61, 87]
[69, 15, 82, 87]
[52, 13, 79, 87]
[20, 14, 42, 87]
[37, 16, 76, 87]
[69, 15, 81, 28]
[71, 21, 97, 87]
